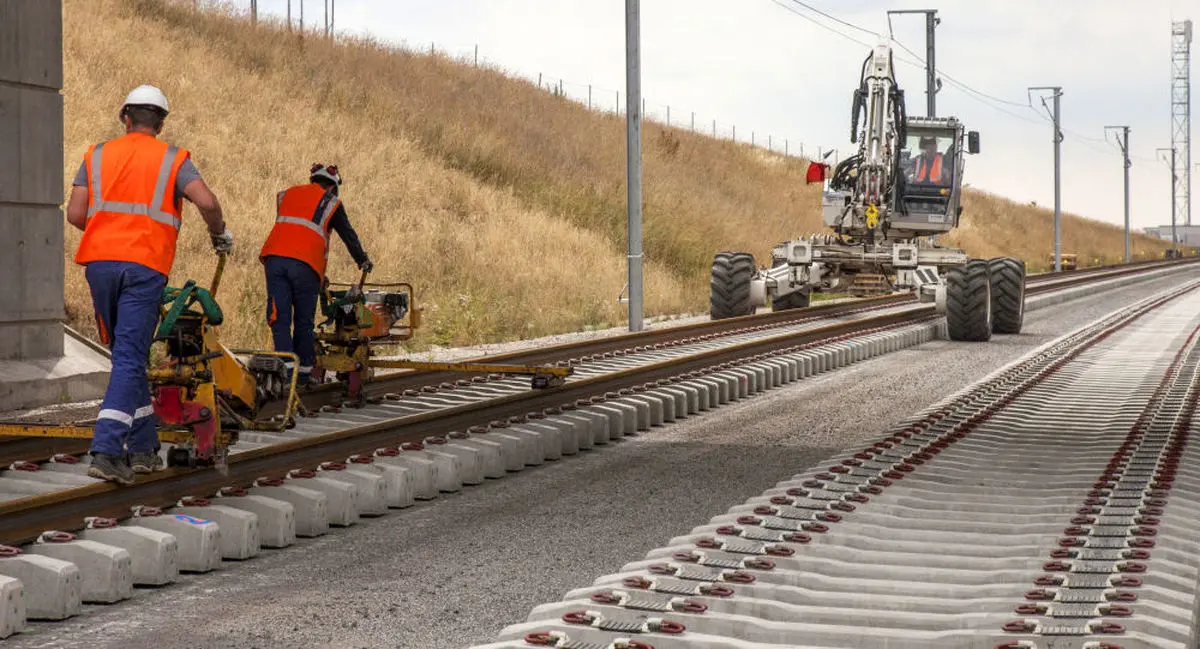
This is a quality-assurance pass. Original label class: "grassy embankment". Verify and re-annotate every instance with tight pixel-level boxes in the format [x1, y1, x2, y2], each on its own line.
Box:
[61, 0, 1174, 351]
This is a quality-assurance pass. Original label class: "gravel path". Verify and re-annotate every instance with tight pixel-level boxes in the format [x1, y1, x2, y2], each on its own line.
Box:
[5, 273, 1190, 649]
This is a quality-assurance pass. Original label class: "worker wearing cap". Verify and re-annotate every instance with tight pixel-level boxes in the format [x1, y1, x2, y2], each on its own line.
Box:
[259, 164, 372, 387]
[913, 136, 949, 186]
[66, 85, 233, 485]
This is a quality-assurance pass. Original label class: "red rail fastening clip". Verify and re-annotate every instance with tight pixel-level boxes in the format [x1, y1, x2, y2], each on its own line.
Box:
[1014, 604, 1045, 615]
[39, 531, 76, 543]
[817, 512, 842, 523]
[254, 477, 285, 487]
[699, 584, 734, 597]
[1023, 589, 1055, 601]
[674, 600, 707, 614]
[287, 469, 317, 479]
[0, 546, 21, 557]
[743, 558, 775, 570]
[723, 571, 756, 583]
[10, 461, 38, 471]
[1042, 561, 1072, 572]
[348, 455, 374, 465]
[217, 487, 247, 497]
[1003, 619, 1036, 633]
[830, 502, 856, 512]
[1092, 621, 1126, 634]
[50, 454, 80, 464]
[736, 516, 762, 526]
[1128, 538, 1155, 548]
[1111, 576, 1143, 588]
[318, 462, 347, 471]
[765, 545, 795, 557]
[178, 496, 211, 507]
[622, 576, 653, 590]
[590, 591, 622, 605]
[1130, 527, 1157, 538]
[132, 505, 162, 517]
[1117, 562, 1146, 573]
[994, 643, 1036, 649]
[1100, 605, 1133, 617]
[770, 496, 793, 506]
[752, 506, 777, 516]
[1124, 549, 1151, 560]
[1108, 591, 1138, 602]
[805, 522, 829, 533]
[85, 516, 117, 529]
[522, 631, 564, 646]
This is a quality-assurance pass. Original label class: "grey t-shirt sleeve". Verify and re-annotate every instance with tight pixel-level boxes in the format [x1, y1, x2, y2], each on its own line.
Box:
[174, 157, 202, 203]
[72, 162, 87, 187]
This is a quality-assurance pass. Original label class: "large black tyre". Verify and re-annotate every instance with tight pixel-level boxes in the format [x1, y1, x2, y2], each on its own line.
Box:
[771, 290, 811, 312]
[710, 251, 755, 319]
[988, 257, 1025, 334]
[945, 259, 992, 342]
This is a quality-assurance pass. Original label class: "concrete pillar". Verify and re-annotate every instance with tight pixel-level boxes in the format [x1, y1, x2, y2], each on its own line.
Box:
[0, 0, 65, 360]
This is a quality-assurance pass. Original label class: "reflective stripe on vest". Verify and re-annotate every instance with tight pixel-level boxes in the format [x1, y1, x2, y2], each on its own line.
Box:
[274, 192, 339, 241]
[87, 142, 184, 230]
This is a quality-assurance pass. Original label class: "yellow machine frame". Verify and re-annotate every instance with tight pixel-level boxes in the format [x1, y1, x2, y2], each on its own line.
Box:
[312, 270, 572, 405]
[0, 254, 302, 472]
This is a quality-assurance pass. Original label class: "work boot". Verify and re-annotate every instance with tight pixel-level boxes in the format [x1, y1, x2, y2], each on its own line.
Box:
[130, 452, 165, 474]
[87, 453, 135, 486]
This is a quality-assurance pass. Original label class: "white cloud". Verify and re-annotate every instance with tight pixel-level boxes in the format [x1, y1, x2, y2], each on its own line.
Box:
[255, 0, 1195, 233]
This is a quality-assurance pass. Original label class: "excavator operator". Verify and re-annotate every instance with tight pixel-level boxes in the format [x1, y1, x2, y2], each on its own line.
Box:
[913, 136, 950, 186]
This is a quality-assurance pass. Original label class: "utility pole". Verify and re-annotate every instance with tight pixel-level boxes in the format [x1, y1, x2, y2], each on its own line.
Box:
[624, 0, 643, 332]
[250, 0, 257, 24]
[887, 9, 940, 116]
[1030, 86, 1063, 271]
[1106, 125, 1131, 262]
[1158, 147, 1179, 251]
[286, 0, 291, 29]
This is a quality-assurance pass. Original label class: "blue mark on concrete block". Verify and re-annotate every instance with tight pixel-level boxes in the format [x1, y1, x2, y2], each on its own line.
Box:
[173, 514, 211, 525]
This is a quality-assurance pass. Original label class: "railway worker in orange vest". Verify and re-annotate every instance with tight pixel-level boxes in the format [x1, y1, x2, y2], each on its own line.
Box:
[913, 136, 950, 186]
[259, 164, 372, 387]
[66, 85, 233, 485]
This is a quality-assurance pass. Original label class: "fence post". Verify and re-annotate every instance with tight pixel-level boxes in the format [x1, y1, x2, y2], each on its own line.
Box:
[474, 44, 478, 66]
[769, 135, 772, 151]
[733, 125, 736, 141]
[588, 85, 592, 109]
[616, 90, 620, 113]
[691, 112, 695, 131]
[538, 72, 542, 87]
[712, 119, 716, 137]
[666, 105, 670, 126]
[785, 139, 789, 156]
[751, 131, 755, 147]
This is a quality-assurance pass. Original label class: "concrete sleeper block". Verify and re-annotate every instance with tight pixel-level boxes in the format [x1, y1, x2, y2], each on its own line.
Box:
[249, 480, 329, 538]
[127, 508, 222, 573]
[172, 501, 261, 560]
[0, 573, 24, 638]
[78, 521, 179, 585]
[24, 533, 133, 603]
[213, 489, 296, 548]
[0, 552, 80, 620]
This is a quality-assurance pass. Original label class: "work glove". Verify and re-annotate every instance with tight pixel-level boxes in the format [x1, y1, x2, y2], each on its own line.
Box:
[211, 227, 234, 254]
[359, 258, 374, 273]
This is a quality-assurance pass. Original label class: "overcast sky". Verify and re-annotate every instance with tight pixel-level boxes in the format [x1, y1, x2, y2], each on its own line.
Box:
[251, 0, 1195, 233]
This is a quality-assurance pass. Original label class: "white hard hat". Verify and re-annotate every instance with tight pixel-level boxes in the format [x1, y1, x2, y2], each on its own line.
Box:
[121, 85, 169, 114]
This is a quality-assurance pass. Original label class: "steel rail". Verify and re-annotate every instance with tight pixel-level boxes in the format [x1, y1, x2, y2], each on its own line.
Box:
[0, 258, 1193, 469]
[0, 308, 937, 546]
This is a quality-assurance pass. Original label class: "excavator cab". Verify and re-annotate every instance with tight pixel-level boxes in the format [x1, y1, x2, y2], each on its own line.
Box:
[890, 117, 978, 238]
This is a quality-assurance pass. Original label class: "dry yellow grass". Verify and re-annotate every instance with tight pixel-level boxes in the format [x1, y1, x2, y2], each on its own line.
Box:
[62, 0, 1176, 351]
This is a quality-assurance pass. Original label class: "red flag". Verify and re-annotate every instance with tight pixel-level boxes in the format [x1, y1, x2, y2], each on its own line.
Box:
[805, 162, 829, 184]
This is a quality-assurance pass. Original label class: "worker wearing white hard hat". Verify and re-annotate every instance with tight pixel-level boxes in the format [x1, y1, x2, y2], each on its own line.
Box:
[65, 84, 233, 485]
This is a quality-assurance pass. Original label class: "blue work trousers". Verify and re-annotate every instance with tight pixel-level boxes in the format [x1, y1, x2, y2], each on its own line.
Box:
[85, 261, 167, 457]
[264, 255, 321, 378]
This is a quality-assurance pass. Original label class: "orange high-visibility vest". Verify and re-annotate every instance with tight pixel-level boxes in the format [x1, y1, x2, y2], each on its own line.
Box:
[259, 183, 342, 277]
[915, 154, 944, 183]
[74, 132, 189, 276]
